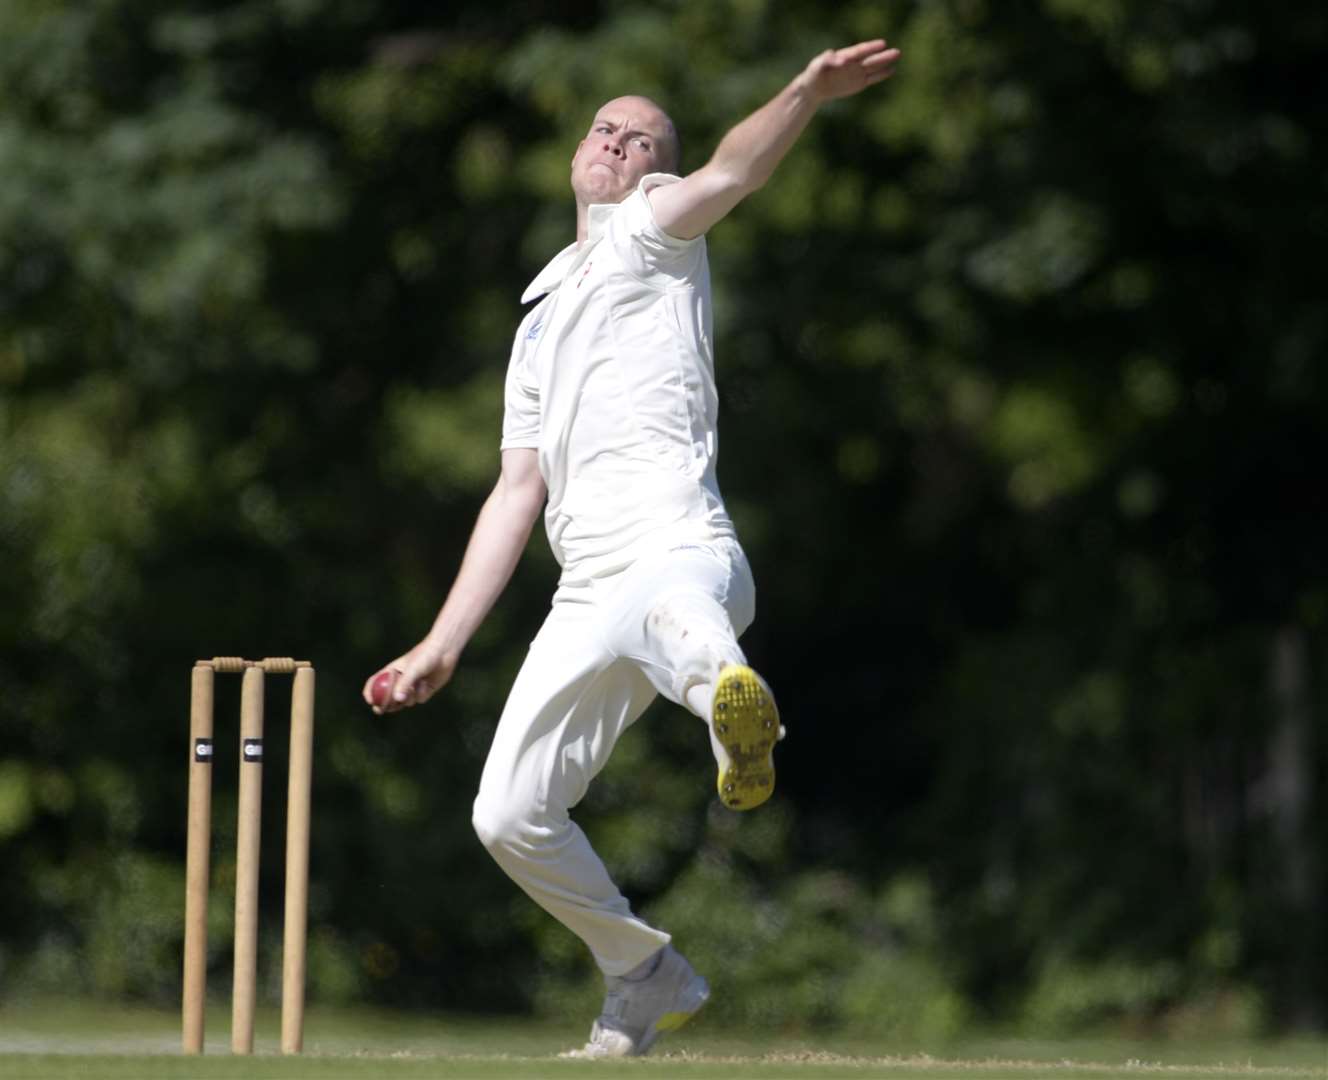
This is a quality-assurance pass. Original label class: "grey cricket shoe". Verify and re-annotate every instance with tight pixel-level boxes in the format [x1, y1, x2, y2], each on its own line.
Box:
[561, 945, 710, 1058]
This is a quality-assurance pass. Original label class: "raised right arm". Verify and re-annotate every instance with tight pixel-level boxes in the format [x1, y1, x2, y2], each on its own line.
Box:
[363, 447, 546, 712]
[648, 40, 901, 241]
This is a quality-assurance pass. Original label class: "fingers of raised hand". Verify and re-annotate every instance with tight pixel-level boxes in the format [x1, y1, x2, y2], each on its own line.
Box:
[837, 38, 889, 64]
[816, 39, 900, 97]
[862, 47, 901, 86]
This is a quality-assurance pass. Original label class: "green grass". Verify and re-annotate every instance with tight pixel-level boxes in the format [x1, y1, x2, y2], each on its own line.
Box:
[0, 998, 1323, 1080]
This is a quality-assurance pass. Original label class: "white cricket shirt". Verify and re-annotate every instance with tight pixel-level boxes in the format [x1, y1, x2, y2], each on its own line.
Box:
[501, 173, 738, 585]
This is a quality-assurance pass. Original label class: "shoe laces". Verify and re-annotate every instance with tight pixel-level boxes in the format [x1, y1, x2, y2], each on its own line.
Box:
[564, 1018, 635, 1058]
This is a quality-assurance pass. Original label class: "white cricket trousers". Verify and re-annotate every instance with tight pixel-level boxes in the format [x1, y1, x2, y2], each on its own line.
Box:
[471, 538, 755, 977]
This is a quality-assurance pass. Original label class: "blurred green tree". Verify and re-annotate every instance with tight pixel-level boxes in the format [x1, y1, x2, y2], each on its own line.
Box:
[0, 0, 1323, 1034]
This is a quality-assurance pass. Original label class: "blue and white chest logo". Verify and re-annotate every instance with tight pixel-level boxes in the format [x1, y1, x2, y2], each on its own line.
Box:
[525, 317, 543, 341]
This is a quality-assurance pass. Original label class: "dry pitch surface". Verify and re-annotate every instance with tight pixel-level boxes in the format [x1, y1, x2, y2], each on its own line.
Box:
[0, 999, 1323, 1080]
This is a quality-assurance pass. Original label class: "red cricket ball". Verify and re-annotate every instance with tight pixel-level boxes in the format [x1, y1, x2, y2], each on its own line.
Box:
[371, 670, 397, 710]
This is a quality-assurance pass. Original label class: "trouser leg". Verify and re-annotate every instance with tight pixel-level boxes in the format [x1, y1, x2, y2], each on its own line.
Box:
[472, 540, 759, 976]
[602, 539, 757, 723]
[472, 595, 668, 976]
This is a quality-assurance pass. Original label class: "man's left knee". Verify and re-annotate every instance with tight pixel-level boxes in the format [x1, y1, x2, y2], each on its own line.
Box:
[472, 792, 533, 853]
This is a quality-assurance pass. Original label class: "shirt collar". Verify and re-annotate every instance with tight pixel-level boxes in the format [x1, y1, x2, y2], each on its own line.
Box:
[520, 243, 578, 304]
[519, 201, 621, 304]
[585, 201, 617, 244]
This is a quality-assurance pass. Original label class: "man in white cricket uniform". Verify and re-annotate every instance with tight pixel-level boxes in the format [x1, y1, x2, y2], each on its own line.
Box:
[367, 39, 900, 1058]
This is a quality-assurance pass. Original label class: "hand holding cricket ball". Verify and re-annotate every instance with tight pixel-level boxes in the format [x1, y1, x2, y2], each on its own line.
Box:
[364, 636, 460, 714]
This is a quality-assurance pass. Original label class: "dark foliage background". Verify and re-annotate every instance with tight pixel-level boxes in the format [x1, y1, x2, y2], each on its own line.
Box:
[1, 0, 1323, 1037]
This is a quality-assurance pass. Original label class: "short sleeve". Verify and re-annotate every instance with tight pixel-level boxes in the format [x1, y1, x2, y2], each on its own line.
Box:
[608, 173, 706, 286]
[500, 316, 541, 450]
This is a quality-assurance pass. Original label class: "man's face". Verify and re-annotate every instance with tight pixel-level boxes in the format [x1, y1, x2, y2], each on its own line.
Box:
[570, 96, 677, 206]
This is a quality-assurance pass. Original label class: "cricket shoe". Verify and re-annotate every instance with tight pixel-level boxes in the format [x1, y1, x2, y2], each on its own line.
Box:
[561, 945, 710, 1059]
[712, 663, 782, 811]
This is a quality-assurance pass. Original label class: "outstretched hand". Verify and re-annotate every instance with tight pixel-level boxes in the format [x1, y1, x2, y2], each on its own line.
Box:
[362, 639, 458, 715]
[801, 39, 901, 103]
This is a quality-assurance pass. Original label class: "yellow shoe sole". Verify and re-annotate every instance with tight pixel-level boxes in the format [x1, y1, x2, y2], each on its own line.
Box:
[712, 664, 779, 811]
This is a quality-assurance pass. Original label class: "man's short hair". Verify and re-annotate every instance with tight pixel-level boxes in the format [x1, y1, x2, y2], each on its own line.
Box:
[626, 95, 681, 174]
